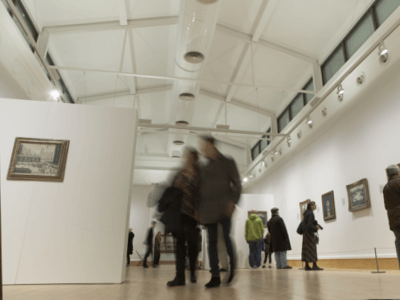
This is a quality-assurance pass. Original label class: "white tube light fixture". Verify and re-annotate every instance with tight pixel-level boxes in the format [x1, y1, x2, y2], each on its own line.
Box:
[337, 84, 344, 102]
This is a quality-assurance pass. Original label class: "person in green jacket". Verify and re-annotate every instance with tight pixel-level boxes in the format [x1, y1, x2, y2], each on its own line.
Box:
[245, 210, 265, 268]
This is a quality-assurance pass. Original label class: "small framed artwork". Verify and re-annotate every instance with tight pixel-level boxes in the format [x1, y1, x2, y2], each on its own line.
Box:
[7, 138, 70, 182]
[299, 199, 311, 221]
[346, 178, 371, 212]
[248, 211, 268, 228]
[321, 191, 336, 221]
[160, 232, 176, 254]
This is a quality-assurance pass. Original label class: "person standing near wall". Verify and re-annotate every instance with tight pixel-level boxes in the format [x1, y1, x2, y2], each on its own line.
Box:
[301, 202, 323, 271]
[153, 231, 162, 268]
[143, 221, 156, 268]
[199, 136, 242, 288]
[127, 229, 134, 267]
[383, 165, 400, 269]
[267, 208, 292, 269]
[245, 210, 264, 269]
[263, 232, 273, 268]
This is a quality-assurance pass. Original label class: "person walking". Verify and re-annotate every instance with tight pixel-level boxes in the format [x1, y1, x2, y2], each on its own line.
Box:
[143, 221, 156, 268]
[153, 231, 162, 268]
[167, 148, 200, 287]
[245, 210, 264, 269]
[383, 165, 400, 269]
[127, 229, 134, 267]
[301, 202, 323, 271]
[217, 224, 229, 272]
[262, 232, 273, 268]
[267, 208, 292, 269]
[198, 136, 242, 288]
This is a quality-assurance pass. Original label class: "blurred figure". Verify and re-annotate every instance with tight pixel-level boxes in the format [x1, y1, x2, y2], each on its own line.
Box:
[143, 221, 156, 268]
[153, 231, 162, 268]
[217, 224, 229, 272]
[199, 136, 242, 288]
[197, 227, 202, 270]
[167, 148, 200, 287]
[245, 210, 264, 268]
[383, 165, 400, 269]
[262, 232, 273, 268]
[127, 229, 134, 267]
[301, 203, 323, 271]
[267, 208, 292, 269]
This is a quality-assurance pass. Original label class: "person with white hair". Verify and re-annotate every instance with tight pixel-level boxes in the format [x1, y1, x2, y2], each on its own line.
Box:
[383, 164, 400, 269]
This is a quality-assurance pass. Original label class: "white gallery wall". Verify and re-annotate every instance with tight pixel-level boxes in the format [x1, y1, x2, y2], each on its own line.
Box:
[0, 99, 138, 284]
[246, 54, 400, 261]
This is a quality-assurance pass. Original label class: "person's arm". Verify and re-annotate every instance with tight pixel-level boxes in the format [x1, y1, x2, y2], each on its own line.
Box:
[279, 218, 290, 241]
[307, 213, 318, 232]
[259, 220, 264, 239]
[227, 158, 242, 204]
[245, 220, 249, 242]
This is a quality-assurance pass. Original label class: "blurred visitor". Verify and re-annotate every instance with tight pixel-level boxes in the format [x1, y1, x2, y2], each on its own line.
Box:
[218, 223, 229, 272]
[143, 221, 156, 268]
[127, 229, 134, 267]
[263, 232, 273, 268]
[153, 231, 162, 268]
[245, 210, 264, 269]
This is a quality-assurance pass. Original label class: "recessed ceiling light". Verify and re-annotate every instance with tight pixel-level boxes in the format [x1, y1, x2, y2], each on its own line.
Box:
[176, 120, 189, 126]
[173, 141, 185, 146]
[184, 51, 205, 64]
[179, 93, 195, 101]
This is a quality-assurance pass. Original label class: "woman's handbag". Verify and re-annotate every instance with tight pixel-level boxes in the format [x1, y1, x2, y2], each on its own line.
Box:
[157, 186, 183, 234]
[314, 232, 319, 245]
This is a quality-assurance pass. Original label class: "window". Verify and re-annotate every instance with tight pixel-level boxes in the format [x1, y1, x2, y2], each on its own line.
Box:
[251, 143, 260, 161]
[345, 12, 375, 58]
[290, 94, 304, 119]
[374, 0, 400, 27]
[322, 45, 346, 85]
[304, 79, 314, 104]
[278, 109, 290, 133]
[260, 128, 271, 152]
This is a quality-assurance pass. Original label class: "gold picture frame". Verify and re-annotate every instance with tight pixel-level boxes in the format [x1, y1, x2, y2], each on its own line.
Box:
[7, 138, 70, 182]
[346, 178, 371, 212]
[321, 191, 336, 221]
[299, 199, 311, 221]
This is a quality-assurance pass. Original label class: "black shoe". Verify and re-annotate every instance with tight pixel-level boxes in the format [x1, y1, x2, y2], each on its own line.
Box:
[227, 268, 235, 284]
[167, 277, 185, 287]
[262, 265, 266, 268]
[312, 265, 323, 271]
[205, 277, 221, 288]
[190, 274, 197, 283]
[143, 265, 149, 269]
[220, 268, 228, 272]
[283, 266, 293, 269]
[305, 264, 312, 271]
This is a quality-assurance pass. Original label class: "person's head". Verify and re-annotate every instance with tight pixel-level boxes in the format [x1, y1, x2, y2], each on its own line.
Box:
[183, 147, 199, 173]
[307, 201, 316, 211]
[250, 209, 257, 215]
[271, 208, 279, 215]
[386, 165, 400, 180]
[151, 221, 156, 228]
[200, 136, 218, 159]
[129, 228, 132, 232]
[157, 231, 161, 237]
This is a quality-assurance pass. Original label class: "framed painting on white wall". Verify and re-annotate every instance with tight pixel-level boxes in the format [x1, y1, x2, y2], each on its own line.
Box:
[248, 211, 267, 228]
[7, 137, 70, 182]
[346, 178, 371, 212]
[321, 191, 336, 221]
[299, 199, 311, 221]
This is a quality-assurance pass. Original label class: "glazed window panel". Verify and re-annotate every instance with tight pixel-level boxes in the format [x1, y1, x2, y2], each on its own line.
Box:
[304, 79, 314, 104]
[260, 137, 269, 152]
[375, 0, 400, 27]
[290, 94, 304, 119]
[278, 110, 290, 133]
[251, 143, 260, 160]
[322, 45, 346, 84]
[344, 12, 375, 59]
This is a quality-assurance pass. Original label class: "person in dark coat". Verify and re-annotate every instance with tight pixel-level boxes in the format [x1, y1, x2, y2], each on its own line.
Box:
[383, 165, 400, 269]
[153, 231, 162, 268]
[301, 202, 323, 271]
[198, 136, 242, 288]
[267, 208, 292, 269]
[127, 229, 134, 267]
[262, 232, 273, 268]
[143, 221, 156, 268]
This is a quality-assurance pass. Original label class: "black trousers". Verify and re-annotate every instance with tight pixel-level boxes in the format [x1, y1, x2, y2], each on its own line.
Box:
[154, 250, 160, 266]
[264, 252, 272, 264]
[127, 253, 130, 265]
[143, 245, 152, 266]
[174, 214, 198, 279]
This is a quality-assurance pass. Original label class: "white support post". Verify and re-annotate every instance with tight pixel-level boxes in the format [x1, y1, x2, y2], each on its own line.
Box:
[313, 61, 323, 94]
[37, 30, 50, 59]
[117, 0, 128, 26]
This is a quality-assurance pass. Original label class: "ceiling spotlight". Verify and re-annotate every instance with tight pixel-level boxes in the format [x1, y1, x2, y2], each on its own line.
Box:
[50, 90, 60, 100]
[274, 149, 279, 155]
[261, 161, 266, 167]
[337, 84, 344, 102]
[322, 108, 327, 116]
[306, 116, 313, 128]
[243, 177, 249, 183]
[378, 43, 389, 64]
[287, 136, 292, 147]
[297, 130, 302, 139]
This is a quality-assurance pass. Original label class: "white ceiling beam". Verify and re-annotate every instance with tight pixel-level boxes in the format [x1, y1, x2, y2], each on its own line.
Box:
[216, 24, 317, 63]
[127, 28, 138, 94]
[250, 0, 271, 42]
[44, 16, 179, 34]
[48, 66, 315, 95]
[117, 0, 128, 26]
[313, 61, 323, 94]
[78, 84, 172, 102]
[212, 134, 248, 149]
[199, 89, 275, 117]
[37, 30, 50, 59]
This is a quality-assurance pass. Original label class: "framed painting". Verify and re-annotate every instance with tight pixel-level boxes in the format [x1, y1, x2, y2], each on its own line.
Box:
[321, 191, 336, 221]
[160, 232, 176, 254]
[299, 199, 311, 221]
[248, 211, 267, 228]
[7, 138, 70, 182]
[346, 178, 371, 212]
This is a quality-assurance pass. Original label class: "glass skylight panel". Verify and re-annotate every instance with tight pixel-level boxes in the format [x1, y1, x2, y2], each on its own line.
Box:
[290, 94, 304, 119]
[304, 79, 314, 104]
[322, 45, 346, 84]
[375, 0, 400, 26]
[260, 137, 269, 152]
[278, 110, 290, 133]
[345, 12, 375, 58]
[252, 143, 260, 160]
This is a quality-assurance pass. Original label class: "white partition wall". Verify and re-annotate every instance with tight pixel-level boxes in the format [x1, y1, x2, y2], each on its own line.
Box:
[0, 99, 138, 284]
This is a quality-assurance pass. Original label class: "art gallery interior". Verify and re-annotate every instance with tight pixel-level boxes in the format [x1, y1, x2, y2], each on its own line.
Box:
[0, 0, 400, 299]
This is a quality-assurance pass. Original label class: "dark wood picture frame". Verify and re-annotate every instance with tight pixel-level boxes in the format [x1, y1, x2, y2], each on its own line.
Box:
[7, 138, 69, 182]
[299, 199, 311, 221]
[160, 232, 176, 254]
[346, 178, 371, 212]
[321, 191, 336, 221]
[248, 211, 268, 228]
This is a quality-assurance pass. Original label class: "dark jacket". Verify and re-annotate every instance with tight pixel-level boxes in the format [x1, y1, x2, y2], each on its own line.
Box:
[267, 215, 292, 252]
[158, 185, 183, 233]
[264, 233, 272, 253]
[127, 232, 134, 255]
[304, 210, 319, 232]
[383, 175, 400, 230]
[199, 153, 242, 224]
[145, 228, 154, 247]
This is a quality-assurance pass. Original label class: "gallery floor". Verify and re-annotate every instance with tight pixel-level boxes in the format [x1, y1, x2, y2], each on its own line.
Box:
[3, 266, 400, 300]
